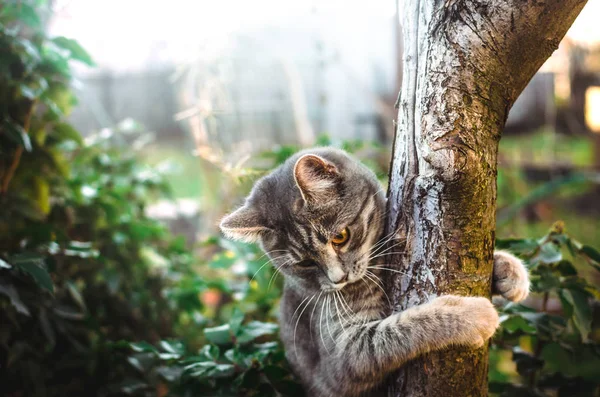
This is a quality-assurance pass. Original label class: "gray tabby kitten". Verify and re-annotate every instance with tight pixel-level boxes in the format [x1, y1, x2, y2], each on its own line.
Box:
[220, 148, 529, 397]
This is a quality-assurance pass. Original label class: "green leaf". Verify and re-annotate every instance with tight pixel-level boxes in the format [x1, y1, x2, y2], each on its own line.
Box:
[540, 342, 572, 375]
[184, 361, 235, 379]
[12, 254, 53, 293]
[51, 36, 95, 66]
[127, 353, 157, 373]
[52, 122, 83, 145]
[554, 260, 577, 276]
[2, 117, 32, 152]
[496, 238, 539, 255]
[230, 308, 245, 335]
[0, 4, 41, 28]
[0, 282, 30, 316]
[500, 314, 536, 334]
[19, 83, 37, 100]
[533, 241, 562, 265]
[66, 281, 86, 311]
[130, 341, 158, 353]
[0, 258, 11, 269]
[159, 340, 185, 355]
[237, 321, 278, 344]
[560, 289, 592, 342]
[204, 324, 232, 345]
[580, 245, 600, 265]
[199, 345, 220, 361]
[117, 379, 149, 395]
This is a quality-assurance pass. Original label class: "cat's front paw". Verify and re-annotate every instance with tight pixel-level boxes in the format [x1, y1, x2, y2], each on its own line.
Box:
[432, 295, 499, 348]
[493, 251, 530, 302]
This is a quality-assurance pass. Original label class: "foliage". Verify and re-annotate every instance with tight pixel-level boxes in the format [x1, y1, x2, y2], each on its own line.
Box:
[491, 222, 600, 396]
[1, 3, 599, 397]
[0, 3, 201, 395]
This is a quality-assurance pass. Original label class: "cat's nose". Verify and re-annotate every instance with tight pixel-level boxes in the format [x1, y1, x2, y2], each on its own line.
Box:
[327, 268, 348, 284]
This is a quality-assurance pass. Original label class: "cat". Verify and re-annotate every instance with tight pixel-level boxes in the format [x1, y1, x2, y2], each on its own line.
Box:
[220, 147, 530, 397]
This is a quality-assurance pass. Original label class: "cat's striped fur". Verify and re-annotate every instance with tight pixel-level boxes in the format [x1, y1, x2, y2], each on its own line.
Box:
[221, 148, 529, 397]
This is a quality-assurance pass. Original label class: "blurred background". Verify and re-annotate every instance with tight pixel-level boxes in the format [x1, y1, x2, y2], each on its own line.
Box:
[1, 1, 600, 396]
[49, 0, 600, 245]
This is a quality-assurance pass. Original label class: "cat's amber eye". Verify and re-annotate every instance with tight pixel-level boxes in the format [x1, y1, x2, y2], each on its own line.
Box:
[331, 228, 350, 247]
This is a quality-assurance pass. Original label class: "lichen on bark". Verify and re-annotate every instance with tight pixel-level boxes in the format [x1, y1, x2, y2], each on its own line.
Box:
[385, 1, 587, 396]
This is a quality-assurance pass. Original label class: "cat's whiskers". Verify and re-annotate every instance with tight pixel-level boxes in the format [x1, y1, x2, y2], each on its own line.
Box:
[368, 251, 407, 261]
[325, 295, 337, 348]
[250, 254, 289, 282]
[309, 291, 324, 341]
[364, 229, 398, 259]
[367, 241, 406, 261]
[333, 292, 349, 338]
[337, 290, 356, 318]
[290, 294, 312, 324]
[364, 271, 391, 308]
[359, 277, 375, 313]
[267, 259, 294, 290]
[368, 266, 408, 276]
[369, 187, 385, 201]
[255, 249, 288, 262]
[293, 292, 317, 356]
[334, 291, 351, 336]
[319, 294, 331, 355]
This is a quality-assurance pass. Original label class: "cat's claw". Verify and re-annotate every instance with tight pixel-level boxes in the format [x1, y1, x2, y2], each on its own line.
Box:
[493, 251, 530, 302]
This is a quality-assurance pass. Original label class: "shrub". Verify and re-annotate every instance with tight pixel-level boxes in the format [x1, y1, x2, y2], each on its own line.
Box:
[492, 222, 600, 396]
[1, 3, 598, 397]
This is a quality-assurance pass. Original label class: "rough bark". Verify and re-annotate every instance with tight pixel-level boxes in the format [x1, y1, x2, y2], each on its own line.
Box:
[385, 1, 587, 396]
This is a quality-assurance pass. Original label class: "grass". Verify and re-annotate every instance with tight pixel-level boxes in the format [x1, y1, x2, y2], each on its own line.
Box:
[140, 143, 205, 199]
[499, 128, 594, 167]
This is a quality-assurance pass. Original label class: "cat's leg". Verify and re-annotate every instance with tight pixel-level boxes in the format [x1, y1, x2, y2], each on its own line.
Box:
[314, 295, 499, 396]
[492, 250, 530, 302]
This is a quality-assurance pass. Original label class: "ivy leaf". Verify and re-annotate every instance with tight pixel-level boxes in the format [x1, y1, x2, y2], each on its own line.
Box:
[51, 37, 95, 66]
[12, 254, 53, 293]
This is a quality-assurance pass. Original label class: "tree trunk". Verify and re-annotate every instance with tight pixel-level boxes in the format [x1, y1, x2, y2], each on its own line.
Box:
[385, 1, 587, 396]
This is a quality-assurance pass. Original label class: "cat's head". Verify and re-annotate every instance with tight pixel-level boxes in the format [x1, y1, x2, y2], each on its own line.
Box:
[220, 148, 386, 293]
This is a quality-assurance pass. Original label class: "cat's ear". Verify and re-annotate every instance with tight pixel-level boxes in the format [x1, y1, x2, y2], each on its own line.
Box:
[220, 205, 267, 243]
[293, 154, 339, 204]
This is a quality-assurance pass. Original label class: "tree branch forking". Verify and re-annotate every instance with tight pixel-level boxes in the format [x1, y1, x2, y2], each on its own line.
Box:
[386, 1, 587, 396]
